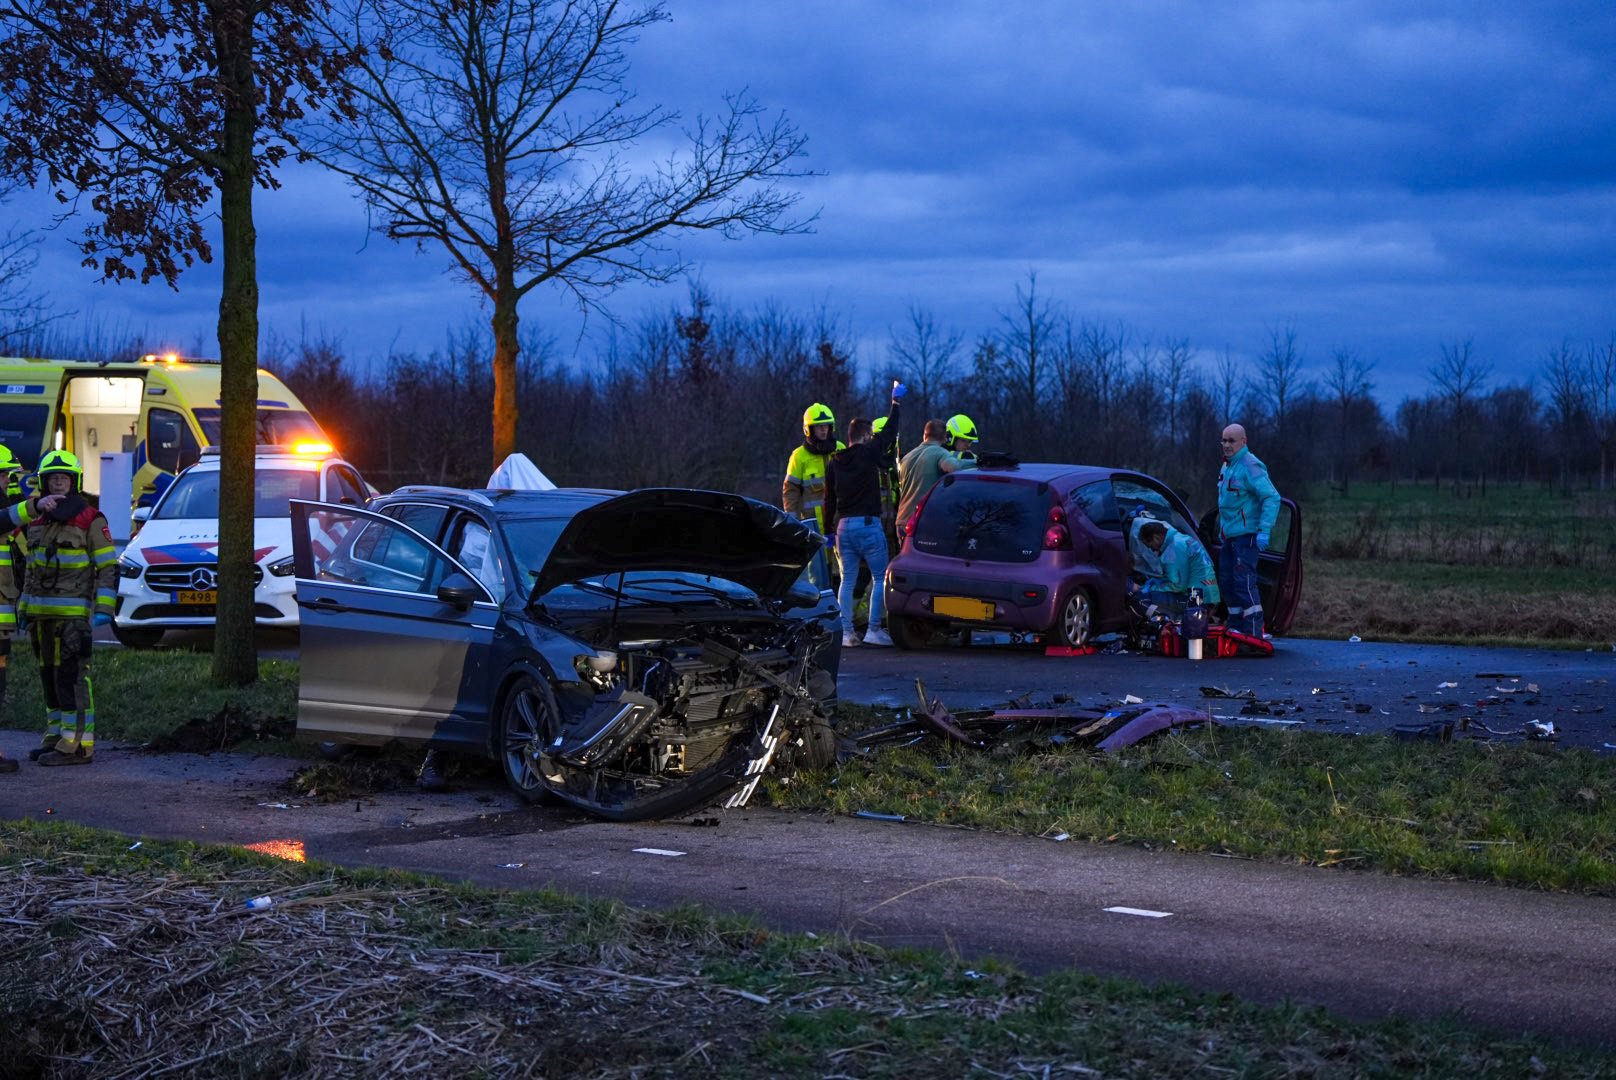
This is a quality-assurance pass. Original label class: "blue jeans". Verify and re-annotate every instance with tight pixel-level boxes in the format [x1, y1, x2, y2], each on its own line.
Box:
[1217, 533, 1264, 636]
[836, 517, 889, 634]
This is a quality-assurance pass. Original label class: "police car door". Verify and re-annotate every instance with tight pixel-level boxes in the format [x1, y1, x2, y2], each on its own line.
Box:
[290, 500, 496, 752]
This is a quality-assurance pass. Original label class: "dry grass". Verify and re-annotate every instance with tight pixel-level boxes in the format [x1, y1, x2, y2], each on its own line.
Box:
[1292, 558, 1616, 647]
[5, 821, 1611, 1079]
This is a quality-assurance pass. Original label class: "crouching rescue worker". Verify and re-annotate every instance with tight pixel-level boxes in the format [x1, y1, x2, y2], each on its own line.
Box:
[1216, 424, 1281, 638]
[1134, 520, 1221, 618]
[0, 444, 22, 773]
[12, 450, 117, 766]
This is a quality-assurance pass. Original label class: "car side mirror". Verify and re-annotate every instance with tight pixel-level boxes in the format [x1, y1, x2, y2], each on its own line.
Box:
[132, 506, 152, 524]
[785, 580, 819, 608]
[437, 572, 482, 610]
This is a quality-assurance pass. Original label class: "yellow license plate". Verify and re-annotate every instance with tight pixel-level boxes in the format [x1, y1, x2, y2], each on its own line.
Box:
[934, 595, 996, 621]
[177, 590, 218, 605]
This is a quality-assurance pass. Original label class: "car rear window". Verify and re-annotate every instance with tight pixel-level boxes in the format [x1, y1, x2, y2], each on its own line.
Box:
[911, 476, 1049, 563]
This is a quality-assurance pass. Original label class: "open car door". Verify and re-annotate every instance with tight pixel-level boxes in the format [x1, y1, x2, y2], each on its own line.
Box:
[1196, 497, 1304, 634]
[290, 500, 497, 752]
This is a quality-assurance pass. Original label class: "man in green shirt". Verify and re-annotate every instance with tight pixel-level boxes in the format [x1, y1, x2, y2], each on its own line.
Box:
[895, 418, 968, 541]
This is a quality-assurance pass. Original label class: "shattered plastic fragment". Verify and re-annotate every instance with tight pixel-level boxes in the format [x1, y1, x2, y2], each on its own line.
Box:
[1121, 694, 1144, 705]
[498, 863, 525, 869]
[1438, 682, 1458, 689]
[854, 810, 908, 823]
[1348, 635, 1361, 642]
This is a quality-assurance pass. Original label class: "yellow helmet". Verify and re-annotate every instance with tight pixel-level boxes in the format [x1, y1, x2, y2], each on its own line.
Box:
[38, 448, 83, 491]
[802, 403, 836, 438]
[946, 414, 978, 442]
[0, 444, 17, 472]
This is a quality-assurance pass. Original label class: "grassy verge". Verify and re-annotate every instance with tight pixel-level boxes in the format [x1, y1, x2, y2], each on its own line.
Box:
[773, 709, 1616, 894]
[1291, 557, 1616, 648]
[3, 820, 1609, 1077]
[3, 643, 298, 750]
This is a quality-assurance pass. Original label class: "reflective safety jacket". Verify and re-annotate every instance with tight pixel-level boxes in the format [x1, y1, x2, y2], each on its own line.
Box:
[10, 497, 118, 621]
[1159, 528, 1221, 606]
[783, 441, 844, 533]
[1217, 447, 1280, 540]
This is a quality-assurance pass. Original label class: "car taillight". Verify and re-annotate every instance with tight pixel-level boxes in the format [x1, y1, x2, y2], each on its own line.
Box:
[1043, 504, 1070, 550]
[905, 490, 932, 537]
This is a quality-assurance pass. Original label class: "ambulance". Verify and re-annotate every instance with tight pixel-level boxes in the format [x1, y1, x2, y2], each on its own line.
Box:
[0, 353, 330, 505]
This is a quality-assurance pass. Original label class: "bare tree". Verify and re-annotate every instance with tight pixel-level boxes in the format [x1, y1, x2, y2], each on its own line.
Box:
[1429, 339, 1491, 486]
[1541, 340, 1585, 491]
[1255, 325, 1306, 438]
[313, 0, 812, 468]
[887, 305, 961, 422]
[0, 180, 62, 348]
[0, 0, 352, 686]
[998, 271, 1058, 422]
[1213, 348, 1241, 425]
[1323, 347, 1374, 494]
[1158, 338, 1193, 451]
[1585, 336, 1616, 491]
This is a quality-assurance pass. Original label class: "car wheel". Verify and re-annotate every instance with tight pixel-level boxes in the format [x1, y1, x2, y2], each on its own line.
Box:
[499, 672, 562, 805]
[888, 612, 933, 650]
[112, 624, 164, 649]
[793, 716, 837, 771]
[1053, 588, 1094, 647]
[315, 741, 356, 762]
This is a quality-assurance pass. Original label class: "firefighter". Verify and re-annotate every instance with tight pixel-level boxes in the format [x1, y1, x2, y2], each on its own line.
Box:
[13, 450, 117, 766]
[783, 403, 844, 535]
[0, 445, 20, 772]
[945, 414, 979, 461]
[1216, 423, 1281, 638]
[870, 415, 901, 552]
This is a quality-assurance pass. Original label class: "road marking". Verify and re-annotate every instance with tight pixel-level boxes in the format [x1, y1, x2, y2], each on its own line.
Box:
[1105, 906, 1173, 918]
[633, 847, 687, 857]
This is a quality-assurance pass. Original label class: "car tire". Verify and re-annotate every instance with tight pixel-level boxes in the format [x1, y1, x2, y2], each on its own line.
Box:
[498, 672, 563, 805]
[112, 624, 164, 649]
[794, 716, 837, 771]
[1053, 588, 1094, 647]
[315, 741, 356, 762]
[888, 612, 933, 650]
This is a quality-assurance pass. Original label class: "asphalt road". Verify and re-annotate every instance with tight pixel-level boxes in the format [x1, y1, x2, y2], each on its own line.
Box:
[838, 637, 1616, 750]
[3, 734, 1613, 1048]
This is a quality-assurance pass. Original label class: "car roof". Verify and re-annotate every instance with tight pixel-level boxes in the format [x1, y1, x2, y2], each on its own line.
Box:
[376, 486, 624, 515]
[955, 462, 1115, 487]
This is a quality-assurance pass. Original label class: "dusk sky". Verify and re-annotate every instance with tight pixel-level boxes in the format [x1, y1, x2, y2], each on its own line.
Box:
[8, 0, 1616, 401]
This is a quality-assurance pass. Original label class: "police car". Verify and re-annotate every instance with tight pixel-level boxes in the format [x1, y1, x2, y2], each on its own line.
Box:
[113, 444, 370, 647]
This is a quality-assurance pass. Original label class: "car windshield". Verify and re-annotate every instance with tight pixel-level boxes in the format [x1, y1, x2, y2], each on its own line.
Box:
[911, 476, 1048, 562]
[501, 517, 572, 584]
[193, 408, 327, 447]
[154, 469, 319, 520]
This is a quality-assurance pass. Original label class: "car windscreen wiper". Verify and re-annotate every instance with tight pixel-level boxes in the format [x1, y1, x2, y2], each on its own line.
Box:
[552, 577, 691, 610]
[615, 576, 758, 609]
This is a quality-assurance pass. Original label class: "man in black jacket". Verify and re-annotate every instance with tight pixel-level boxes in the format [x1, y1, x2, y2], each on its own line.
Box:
[824, 381, 906, 647]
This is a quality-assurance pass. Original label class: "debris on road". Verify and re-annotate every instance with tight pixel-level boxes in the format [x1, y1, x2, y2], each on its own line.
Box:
[853, 810, 908, 823]
[1348, 635, 1362, 643]
[872, 680, 1209, 756]
[1200, 686, 1256, 700]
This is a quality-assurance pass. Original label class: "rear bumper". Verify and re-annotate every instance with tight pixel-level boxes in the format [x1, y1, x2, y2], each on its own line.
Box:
[884, 566, 1058, 630]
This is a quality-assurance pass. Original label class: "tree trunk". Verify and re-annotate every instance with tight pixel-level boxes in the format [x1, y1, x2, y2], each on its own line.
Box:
[491, 270, 520, 471]
[211, 3, 260, 687]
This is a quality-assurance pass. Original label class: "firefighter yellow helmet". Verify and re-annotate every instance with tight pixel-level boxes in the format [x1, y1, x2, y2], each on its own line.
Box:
[0, 444, 17, 472]
[38, 449, 83, 491]
[802, 403, 836, 437]
[946, 414, 978, 442]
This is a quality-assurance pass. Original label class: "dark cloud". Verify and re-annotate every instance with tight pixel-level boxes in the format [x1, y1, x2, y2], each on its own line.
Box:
[5, 0, 1614, 402]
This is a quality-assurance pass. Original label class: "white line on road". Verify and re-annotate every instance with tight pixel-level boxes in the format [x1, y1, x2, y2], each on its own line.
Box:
[633, 847, 687, 857]
[1105, 906, 1173, 918]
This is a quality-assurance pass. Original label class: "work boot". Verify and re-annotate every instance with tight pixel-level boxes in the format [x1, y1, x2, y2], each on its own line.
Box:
[27, 741, 56, 762]
[416, 749, 448, 793]
[0, 755, 17, 774]
[862, 627, 894, 647]
[841, 631, 862, 648]
[37, 747, 91, 767]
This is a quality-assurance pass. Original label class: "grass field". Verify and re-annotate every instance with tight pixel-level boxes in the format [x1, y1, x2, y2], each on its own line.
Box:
[1291, 482, 1616, 645]
[4, 820, 1610, 1078]
[2, 643, 297, 750]
[771, 707, 1616, 895]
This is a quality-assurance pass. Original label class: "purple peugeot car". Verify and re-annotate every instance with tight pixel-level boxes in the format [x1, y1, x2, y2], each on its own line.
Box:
[883, 462, 1302, 649]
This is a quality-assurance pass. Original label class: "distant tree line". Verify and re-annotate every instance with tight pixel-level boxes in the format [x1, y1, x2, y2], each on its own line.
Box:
[5, 276, 1616, 512]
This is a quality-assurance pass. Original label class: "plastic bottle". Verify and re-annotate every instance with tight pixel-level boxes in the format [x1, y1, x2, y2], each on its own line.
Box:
[244, 896, 274, 912]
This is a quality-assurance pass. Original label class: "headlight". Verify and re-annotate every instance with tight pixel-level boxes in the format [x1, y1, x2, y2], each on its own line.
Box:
[574, 650, 618, 676]
[267, 556, 296, 578]
[117, 557, 142, 579]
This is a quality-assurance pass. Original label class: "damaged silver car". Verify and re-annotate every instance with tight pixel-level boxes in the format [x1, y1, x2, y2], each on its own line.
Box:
[290, 487, 842, 820]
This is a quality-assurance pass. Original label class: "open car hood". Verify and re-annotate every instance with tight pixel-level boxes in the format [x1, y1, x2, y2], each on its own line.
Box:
[529, 488, 821, 601]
